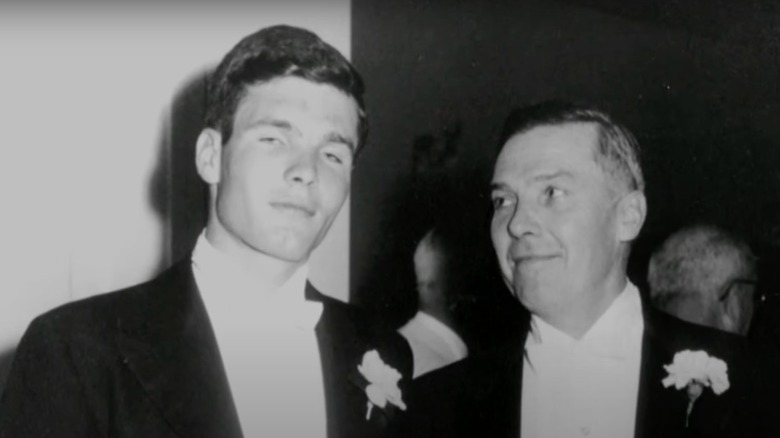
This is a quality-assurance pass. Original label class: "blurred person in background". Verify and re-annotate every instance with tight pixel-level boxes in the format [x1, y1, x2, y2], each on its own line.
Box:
[399, 227, 469, 378]
[648, 224, 758, 336]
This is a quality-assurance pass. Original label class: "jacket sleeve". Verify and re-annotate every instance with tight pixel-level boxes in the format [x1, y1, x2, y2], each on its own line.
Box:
[0, 315, 100, 437]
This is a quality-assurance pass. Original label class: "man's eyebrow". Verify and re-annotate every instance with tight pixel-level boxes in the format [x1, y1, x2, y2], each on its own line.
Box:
[533, 170, 574, 182]
[247, 118, 294, 132]
[489, 171, 574, 192]
[323, 132, 357, 152]
[246, 118, 356, 151]
[489, 182, 510, 192]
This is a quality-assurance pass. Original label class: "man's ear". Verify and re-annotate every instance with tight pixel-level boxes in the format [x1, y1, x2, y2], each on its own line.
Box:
[616, 190, 647, 242]
[720, 282, 755, 335]
[196, 128, 222, 184]
[720, 293, 740, 334]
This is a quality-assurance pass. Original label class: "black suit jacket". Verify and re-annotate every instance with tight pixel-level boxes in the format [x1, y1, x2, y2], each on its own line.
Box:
[394, 303, 779, 438]
[0, 259, 412, 437]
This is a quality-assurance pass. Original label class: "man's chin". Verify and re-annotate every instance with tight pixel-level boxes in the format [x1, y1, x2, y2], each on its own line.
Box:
[510, 282, 544, 306]
[245, 236, 317, 264]
[507, 281, 526, 303]
[510, 289, 527, 305]
[267, 244, 315, 264]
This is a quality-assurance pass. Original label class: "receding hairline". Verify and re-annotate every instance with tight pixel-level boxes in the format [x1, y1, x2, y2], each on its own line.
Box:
[497, 121, 628, 191]
[496, 101, 645, 195]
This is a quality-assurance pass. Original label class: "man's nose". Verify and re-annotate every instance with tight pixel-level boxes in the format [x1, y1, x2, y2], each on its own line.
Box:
[507, 206, 540, 238]
[285, 150, 318, 186]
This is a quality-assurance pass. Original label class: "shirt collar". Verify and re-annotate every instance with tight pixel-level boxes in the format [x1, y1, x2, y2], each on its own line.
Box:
[192, 232, 322, 330]
[413, 311, 469, 357]
[528, 281, 644, 360]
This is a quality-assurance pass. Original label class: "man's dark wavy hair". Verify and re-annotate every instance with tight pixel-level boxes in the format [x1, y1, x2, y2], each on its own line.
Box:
[204, 25, 367, 154]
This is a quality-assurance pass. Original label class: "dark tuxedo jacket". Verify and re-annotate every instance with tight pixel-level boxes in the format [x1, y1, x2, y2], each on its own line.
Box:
[0, 259, 412, 438]
[394, 303, 779, 438]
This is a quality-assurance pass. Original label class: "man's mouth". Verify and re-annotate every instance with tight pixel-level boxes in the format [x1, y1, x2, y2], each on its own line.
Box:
[270, 201, 316, 217]
[511, 254, 559, 268]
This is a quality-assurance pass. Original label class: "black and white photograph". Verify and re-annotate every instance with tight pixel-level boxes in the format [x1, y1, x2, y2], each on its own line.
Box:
[1, 0, 779, 436]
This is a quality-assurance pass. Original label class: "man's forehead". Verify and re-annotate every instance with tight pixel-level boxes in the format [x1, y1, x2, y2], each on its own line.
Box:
[493, 122, 602, 182]
[236, 77, 359, 138]
[502, 122, 600, 157]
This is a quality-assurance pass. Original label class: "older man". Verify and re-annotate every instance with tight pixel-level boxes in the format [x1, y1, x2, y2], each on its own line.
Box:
[649, 224, 758, 336]
[0, 25, 411, 438]
[396, 101, 776, 438]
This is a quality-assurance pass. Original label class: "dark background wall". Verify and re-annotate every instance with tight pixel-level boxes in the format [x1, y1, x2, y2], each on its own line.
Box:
[350, 0, 780, 332]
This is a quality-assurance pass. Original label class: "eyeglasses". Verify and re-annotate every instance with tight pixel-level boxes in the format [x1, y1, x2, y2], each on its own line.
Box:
[717, 278, 760, 304]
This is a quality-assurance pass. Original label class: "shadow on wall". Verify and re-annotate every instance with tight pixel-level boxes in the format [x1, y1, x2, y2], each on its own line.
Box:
[148, 70, 211, 272]
[0, 71, 210, 398]
[351, 0, 780, 307]
[0, 348, 16, 397]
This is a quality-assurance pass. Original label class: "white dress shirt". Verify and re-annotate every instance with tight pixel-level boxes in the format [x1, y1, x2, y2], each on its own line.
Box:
[398, 311, 469, 378]
[521, 282, 645, 438]
[191, 233, 327, 438]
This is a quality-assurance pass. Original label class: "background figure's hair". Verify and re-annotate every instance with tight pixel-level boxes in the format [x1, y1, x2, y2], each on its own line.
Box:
[417, 227, 457, 293]
[204, 24, 368, 153]
[648, 223, 756, 303]
[498, 100, 644, 193]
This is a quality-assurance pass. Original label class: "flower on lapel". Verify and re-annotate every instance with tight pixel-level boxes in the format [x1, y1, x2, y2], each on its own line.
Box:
[662, 350, 730, 427]
[662, 350, 730, 395]
[358, 349, 407, 420]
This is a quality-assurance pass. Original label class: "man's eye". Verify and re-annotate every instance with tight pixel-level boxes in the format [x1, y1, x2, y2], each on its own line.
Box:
[543, 186, 564, 201]
[259, 137, 284, 145]
[322, 145, 353, 167]
[325, 152, 343, 164]
[492, 196, 510, 210]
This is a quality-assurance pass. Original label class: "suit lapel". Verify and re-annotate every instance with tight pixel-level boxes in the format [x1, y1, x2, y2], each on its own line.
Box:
[491, 342, 526, 438]
[634, 307, 688, 438]
[514, 316, 530, 438]
[312, 293, 345, 438]
[116, 260, 242, 438]
[311, 285, 383, 438]
[470, 310, 529, 438]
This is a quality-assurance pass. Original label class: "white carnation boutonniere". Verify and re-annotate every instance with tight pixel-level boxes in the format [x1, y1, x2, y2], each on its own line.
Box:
[357, 349, 407, 420]
[662, 350, 730, 427]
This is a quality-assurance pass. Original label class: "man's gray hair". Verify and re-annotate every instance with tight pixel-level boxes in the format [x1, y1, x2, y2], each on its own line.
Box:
[497, 101, 644, 193]
[648, 224, 756, 304]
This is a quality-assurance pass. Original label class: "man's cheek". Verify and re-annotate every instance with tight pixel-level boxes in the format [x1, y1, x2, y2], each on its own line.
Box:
[322, 176, 350, 210]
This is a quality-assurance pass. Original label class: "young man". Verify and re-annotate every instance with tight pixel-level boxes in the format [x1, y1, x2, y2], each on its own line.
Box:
[0, 25, 411, 438]
[396, 102, 777, 438]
